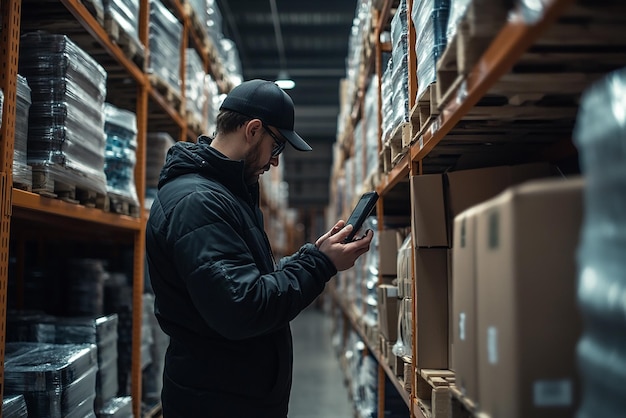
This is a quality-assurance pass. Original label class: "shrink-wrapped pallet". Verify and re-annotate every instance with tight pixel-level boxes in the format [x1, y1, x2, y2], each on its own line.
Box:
[18, 32, 108, 196]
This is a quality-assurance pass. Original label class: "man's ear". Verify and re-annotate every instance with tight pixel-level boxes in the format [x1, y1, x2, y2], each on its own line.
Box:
[244, 119, 263, 143]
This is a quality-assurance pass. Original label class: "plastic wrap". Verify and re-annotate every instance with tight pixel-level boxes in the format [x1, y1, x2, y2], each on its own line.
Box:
[412, 0, 450, 100]
[390, 0, 408, 50]
[185, 48, 209, 125]
[390, 53, 410, 129]
[149, 0, 182, 94]
[97, 396, 132, 417]
[446, 0, 471, 41]
[104, 103, 139, 205]
[67, 258, 109, 317]
[206, 75, 220, 135]
[5, 342, 98, 418]
[14, 75, 33, 188]
[19, 32, 108, 195]
[573, 67, 626, 416]
[51, 315, 119, 408]
[102, 0, 141, 46]
[6, 312, 119, 408]
[517, 0, 550, 24]
[364, 76, 380, 179]
[220, 38, 243, 87]
[145, 132, 175, 208]
[142, 292, 169, 404]
[3, 394, 28, 418]
[206, 0, 223, 44]
[381, 59, 394, 142]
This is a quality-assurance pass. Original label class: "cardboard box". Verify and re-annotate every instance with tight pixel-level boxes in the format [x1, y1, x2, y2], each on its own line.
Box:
[413, 248, 449, 370]
[451, 205, 483, 405]
[378, 229, 400, 276]
[475, 177, 584, 418]
[445, 162, 553, 243]
[377, 285, 400, 341]
[410, 174, 448, 247]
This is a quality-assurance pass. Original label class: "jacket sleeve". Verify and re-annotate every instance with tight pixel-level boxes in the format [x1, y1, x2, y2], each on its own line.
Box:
[168, 190, 337, 340]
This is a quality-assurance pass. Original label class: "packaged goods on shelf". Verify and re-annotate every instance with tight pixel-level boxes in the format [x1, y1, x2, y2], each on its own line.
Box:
[474, 178, 583, 418]
[344, 0, 374, 111]
[390, 54, 410, 129]
[145, 132, 176, 209]
[185, 48, 209, 129]
[412, 0, 450, 100]
[381, 58, 394, 142]
[573, 67, 626, 416]
[97, 396, 132, 417]
[2, 394, 28, 418]
[66, 258, 109, 317]
[364, 76, 379, 180]
[102, 0, 142, 50]
[18, 32, 108, 196]
[142, 293, 168, 405]
[206, 0, 224, 46]
[6, 313, 120, 409]
[149, 0, 182, 94]
[15, 75, 33, 190]
[219, 38, 243, 87]
[362, 216, 380, 328]
[518, 0, 550, 24]
[446, 0, 471, 41]
[141, 293, 155, 371]
[5, 342, 98, 418]
[103, 103, 139, 208]
[389, 0, 410, 130]
[206, 75, 220, 134]
[354, 120, 364, 185]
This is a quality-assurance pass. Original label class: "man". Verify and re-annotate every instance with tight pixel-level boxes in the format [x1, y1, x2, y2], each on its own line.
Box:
[146, 79, 373, 417]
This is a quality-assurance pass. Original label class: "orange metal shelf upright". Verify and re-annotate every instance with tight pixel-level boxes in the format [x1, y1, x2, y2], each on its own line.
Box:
[0, 0, 23, 404]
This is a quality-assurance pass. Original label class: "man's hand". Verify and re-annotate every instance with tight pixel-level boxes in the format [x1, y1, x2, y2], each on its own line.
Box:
[316, 220, 374, 271]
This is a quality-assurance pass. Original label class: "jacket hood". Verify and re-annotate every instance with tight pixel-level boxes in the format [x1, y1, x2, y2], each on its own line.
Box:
[158, 135, 250, 197]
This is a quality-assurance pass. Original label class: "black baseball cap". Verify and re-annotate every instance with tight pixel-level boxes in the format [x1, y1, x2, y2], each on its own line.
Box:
[220, 79, 312, 152]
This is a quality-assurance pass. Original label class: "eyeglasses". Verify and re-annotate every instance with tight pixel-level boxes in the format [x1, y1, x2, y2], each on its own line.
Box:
[263, 123, 286, 157]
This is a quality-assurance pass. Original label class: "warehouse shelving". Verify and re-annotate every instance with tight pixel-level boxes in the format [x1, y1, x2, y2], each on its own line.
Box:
[332, 0, 626, 417]
[0, 0, 230, 415]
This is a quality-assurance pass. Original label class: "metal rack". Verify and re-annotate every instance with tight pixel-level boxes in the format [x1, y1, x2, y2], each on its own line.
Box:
[332, 0, 626, 417]
[0, 0, 230, 415]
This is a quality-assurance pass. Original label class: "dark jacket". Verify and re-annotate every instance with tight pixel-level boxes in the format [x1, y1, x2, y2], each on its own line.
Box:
[145, 136, 337, 417]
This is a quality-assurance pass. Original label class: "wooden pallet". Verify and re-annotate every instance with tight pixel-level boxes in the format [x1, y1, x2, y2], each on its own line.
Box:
[414, 369, 459, 418]
[31, 165, 108, 210]
[410, 83, 439, 145]
[436, 0, 626, 111]
[185, 110, 206, 136]
[387, 121, 411, 166]
[148, 74, 183, 114]
[107, 192, 141, 218]
[103, 14, 146, 69]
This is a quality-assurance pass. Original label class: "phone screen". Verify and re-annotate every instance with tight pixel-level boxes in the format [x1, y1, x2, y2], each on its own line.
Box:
[343, 191, 378, 242]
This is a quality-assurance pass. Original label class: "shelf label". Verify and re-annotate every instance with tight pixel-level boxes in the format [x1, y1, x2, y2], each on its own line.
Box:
[487, 326, 498, 364]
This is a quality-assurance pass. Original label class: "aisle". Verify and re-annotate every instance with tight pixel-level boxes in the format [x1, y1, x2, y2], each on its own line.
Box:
[289, 305, 354, 418]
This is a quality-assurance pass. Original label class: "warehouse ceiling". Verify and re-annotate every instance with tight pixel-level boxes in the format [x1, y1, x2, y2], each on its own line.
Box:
[216, 0, 358, 209]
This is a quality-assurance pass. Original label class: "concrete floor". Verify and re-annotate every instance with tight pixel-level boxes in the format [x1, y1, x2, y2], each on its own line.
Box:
[289, 306, 354, 418]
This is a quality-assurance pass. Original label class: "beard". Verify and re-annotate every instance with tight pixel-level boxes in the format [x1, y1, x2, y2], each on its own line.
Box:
[243, 140, 270, 185]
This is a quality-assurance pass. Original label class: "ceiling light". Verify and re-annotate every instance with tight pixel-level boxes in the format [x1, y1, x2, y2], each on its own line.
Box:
[275, 70, 295, 90]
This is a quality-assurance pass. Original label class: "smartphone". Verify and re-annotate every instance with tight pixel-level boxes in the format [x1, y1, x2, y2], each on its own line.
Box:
[343, 191, 379, 243]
